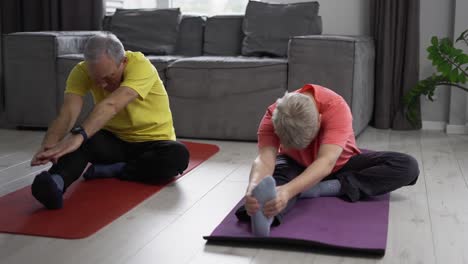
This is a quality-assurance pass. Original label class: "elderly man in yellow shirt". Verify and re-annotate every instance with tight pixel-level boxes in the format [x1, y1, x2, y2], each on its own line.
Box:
[30, 33, 189, 209]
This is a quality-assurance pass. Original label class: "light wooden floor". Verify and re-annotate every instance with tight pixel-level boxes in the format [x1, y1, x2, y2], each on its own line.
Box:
[0, 127, 467, 264]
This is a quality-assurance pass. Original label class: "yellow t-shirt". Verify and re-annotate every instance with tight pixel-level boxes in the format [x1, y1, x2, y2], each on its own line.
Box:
[64, 51, 176, 142]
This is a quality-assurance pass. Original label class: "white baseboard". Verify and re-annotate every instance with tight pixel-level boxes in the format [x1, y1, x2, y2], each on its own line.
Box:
[422, 121, 446, 131]
[446, 124, 468, 134]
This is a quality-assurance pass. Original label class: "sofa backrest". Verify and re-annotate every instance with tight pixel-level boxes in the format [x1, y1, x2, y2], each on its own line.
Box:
[203, 15, 244, 56]
[102, 9, 322, 58]
[175, 15, 205, 56]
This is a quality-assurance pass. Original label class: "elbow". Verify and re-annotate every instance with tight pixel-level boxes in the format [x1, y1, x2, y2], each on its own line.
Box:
[323, 158, 337, 175]
[252, 156, 263, 169]
[100, 100, 119, 116]
[252, 155, 274, 175]
[255, 155, 275, 169]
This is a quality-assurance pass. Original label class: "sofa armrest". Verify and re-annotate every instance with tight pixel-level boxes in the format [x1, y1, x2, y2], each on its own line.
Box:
[3, 31, 100, 127]
[287, 35, 375, 135]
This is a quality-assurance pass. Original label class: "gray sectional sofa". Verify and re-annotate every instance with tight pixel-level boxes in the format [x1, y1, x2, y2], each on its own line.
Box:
[3, 2, 375, 141]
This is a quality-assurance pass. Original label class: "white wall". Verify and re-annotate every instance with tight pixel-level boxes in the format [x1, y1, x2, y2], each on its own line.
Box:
[265, 0, 371, 35]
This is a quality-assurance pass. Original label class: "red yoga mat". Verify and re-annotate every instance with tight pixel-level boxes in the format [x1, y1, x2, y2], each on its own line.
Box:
[0, 141, 219, 239]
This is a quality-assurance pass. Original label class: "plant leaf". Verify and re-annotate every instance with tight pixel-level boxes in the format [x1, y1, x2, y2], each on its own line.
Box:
[439, 63, 451, 76]
[460, 73, 467, 84]
[449, 69, 459, 82]
[440, 38, 453, 54]
[453, 49, 463, 56]
[432, 56, 441, 67]
[459, 54, 468, 64]
[427, 46, 436, 54]
[455, 54, 465, 64]
[405, 30, 468, 125]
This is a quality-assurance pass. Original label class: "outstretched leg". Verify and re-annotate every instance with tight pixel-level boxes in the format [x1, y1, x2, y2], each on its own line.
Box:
[32, 130, 127, 209]
[250, 176, 277, 236]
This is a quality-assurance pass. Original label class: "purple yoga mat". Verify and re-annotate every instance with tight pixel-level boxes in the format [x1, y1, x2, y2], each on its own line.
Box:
[204, 194, 390, 255]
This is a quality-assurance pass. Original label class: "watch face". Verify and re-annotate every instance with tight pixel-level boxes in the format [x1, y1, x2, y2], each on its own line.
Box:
[71, 126, 82, 134]
[70, 126, 87, 142]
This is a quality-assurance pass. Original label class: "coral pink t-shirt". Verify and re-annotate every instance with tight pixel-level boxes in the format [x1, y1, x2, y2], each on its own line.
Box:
[257, 84, 361, 173]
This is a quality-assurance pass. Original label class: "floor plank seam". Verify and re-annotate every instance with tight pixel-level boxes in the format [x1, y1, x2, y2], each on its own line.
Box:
[447, 137, 468, 191]
[420, 133, 441, 264]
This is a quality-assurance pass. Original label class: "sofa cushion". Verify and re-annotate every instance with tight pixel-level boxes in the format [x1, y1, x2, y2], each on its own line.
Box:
[57, 54, 94, 123]
[204, 15, 244, 56]
[167, 56, 287, 97]
[146, 55, 183, 84]
[242, 1, 322, 57]
[102, 16, 112, 31]
[175, 15, 205, 56]
[111, 8, 181, 55]
[166, 56, 287, 140]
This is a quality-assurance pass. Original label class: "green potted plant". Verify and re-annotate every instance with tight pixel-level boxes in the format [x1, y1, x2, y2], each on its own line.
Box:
[404, 29, 468, 123]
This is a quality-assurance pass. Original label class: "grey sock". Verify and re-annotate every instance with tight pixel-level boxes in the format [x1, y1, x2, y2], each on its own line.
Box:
[83, 162, 126, 180]
[300, 179, 342, 198]
[319, 179, 342, 196]
[251, 176, 277, 237]
[51, 174, 64, 192]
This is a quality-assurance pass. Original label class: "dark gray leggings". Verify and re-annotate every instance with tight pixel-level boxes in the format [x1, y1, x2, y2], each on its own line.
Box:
[49, 130, 190, 191]
[236, 150, 419, 225]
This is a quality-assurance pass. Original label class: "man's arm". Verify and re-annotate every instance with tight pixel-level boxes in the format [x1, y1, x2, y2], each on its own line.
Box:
[284, 144, 343, 196]
[263, 144, 343, 217]
[81, 86, 138, 138]
[36, 86, 138, 162]
[246, 146, 277, 194]
[42, 94, 83, 147]
[31, 94, 83, 166]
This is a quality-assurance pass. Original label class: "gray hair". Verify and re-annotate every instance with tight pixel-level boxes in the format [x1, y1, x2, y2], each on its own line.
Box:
[272, 92, 320, 149]
[84, 33, 125, 64]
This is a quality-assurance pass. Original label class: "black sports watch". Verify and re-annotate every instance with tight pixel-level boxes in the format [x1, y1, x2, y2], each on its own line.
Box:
[70, 125, 88, 142]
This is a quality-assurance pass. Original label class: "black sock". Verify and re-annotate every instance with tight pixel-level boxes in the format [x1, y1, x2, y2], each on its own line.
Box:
[31, 171, 64, 209]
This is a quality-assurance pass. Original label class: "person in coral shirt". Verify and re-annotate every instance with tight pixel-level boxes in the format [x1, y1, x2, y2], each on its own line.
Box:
[237, 84, 419, 236]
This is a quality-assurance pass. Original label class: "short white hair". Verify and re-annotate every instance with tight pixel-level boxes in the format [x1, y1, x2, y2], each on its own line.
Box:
[84, 33, 125, 64]
[272, 92, 320, 149]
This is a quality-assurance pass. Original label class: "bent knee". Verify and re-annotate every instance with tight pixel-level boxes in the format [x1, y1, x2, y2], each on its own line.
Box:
[172, 141, 190, 166]
[398, 153, 420, 185]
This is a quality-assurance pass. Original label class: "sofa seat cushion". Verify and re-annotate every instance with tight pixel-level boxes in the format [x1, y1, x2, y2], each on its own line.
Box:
[166, 56, 287, 140]
[167, 56, 287, 97]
